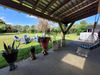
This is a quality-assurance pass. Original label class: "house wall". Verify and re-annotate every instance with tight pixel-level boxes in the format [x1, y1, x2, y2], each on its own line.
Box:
[87, 29, 100, 33]
[94, 29, 100, 33]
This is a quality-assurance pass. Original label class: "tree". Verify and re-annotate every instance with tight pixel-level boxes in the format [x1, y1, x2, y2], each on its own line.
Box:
[35, 19, 50, 33]
[0, 24, 6, 33]
[76, 24, 87, 35]
[31, 25, 35, 32]
[80, 20, 87, 25]
[0, 19, 6, 33]
[12, 25, 22, 32]
[0, 19, 5, 24]
[22, 25, 29, 32]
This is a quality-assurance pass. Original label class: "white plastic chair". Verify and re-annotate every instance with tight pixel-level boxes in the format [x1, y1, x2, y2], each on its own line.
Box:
[24, 35, 30, 39]
[13, 36, 20, 41]
[19, 38, 26, 44]
[33, 35, 39, 43]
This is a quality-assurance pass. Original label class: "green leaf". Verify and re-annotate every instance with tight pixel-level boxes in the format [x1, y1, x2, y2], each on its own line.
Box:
[3, 42, 9, 54]
[12, 41, 15, 49]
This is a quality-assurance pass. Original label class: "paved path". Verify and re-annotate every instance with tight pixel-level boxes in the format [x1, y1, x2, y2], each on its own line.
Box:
[0, 41, 100, 75]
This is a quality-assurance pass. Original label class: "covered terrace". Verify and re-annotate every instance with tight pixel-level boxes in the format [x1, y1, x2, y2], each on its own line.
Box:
[0, 0, 100, 75]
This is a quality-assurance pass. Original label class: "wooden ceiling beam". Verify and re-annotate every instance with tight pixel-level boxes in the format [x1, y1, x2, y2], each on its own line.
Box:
[71, 1, 74, 6]
[55, 0, 85, 18]
[42, 0, 57, 13]
[19, 0, 23, 5]
[65, 8, 97, 23]
[60, 0, 98, 19]
[49, 0, 71, 15]
[72, 9, 97, 22]
[62, 3, 97, 23]
[32, 0, 42, 10]
[0, 0, 61, 23]
[76, 0, 78, 3]
[66, 3, 97, 21]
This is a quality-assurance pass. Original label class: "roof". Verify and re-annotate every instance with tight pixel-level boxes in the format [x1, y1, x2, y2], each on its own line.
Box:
[0, 0, 99, 24]
[87, 25, 100, 29]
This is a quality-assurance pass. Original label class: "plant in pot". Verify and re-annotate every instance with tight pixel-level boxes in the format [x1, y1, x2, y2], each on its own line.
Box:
[30, 46, 36, 60]
[2, 41, 20, 71]
[35, 19, 51, 55]
[40, 37, 50, 55]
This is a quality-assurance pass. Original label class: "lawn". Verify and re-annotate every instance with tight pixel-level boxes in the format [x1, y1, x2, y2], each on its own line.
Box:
[0, 33, 79, 69]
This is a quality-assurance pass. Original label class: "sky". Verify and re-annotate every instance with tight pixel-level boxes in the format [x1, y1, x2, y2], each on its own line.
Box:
[0, 6, 100, 26]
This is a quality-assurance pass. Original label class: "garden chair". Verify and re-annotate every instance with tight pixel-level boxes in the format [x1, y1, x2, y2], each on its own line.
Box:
[24, 35, 30, 44]
[19, 38, 27, 44]
[13, 36, 20, 41]
[33, 35, 39, 43]
[24, 35, 30, 39]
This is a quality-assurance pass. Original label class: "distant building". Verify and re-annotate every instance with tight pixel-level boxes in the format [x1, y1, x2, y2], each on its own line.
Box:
[87, 25, 100, 33]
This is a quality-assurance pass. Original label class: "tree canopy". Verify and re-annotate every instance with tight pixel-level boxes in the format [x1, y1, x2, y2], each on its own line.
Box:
[80, 20, 87, 25]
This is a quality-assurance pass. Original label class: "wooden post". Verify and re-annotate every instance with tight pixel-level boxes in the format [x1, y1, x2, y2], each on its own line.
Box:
[58, 23, 64, 33]
[65, 21, 75, 34]
[58, 23, 65, 40]
[58, 23, 68, 47]
[64, 24, 68, 32]
[92, 22, 97, 35]
[92, 0, 100, 36]
[98, 0, 100, 13]
[62, 33, 65, 40]
[62, 24, 68, 40]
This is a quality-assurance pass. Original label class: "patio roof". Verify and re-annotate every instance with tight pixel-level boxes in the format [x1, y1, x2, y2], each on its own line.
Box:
[0, 0, 99, 24]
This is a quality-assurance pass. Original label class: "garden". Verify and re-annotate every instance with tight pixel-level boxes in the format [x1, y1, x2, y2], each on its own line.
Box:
[0, 32, 79, 69]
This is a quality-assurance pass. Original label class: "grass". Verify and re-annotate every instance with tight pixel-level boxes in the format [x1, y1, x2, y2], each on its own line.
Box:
[0, 33, 79, 69]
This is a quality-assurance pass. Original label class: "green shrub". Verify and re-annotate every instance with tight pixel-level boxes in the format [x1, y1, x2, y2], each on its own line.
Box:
[76, 24, 87, 35]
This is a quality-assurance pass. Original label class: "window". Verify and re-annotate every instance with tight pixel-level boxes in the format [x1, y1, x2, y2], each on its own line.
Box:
[88, 29, 92, 32]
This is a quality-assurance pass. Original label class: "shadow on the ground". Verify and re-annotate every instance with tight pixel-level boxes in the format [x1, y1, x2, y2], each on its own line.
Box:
[0, 33, 17, 36]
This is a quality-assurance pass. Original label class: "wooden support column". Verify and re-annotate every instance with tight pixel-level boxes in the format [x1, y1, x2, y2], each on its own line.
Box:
[58, 23, 65, 40]
[58, 23, 64, 33]
[65, 21, 75, 34]
[63, 24, 68, 40]
[64, 24, 68, 31]
[92, 22, 97, 35]
[58, 23, 68, 47]
[98, 0, 100, 13]
[92, 0, 100, 35]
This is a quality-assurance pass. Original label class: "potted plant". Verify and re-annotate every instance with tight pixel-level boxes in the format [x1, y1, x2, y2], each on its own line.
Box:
[2, 41, 20, 71]
[40, 37, 50, 55]
[30, 46, 36, 60]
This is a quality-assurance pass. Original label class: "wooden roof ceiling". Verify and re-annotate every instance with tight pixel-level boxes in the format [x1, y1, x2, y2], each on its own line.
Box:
[0, 0, 99, 24]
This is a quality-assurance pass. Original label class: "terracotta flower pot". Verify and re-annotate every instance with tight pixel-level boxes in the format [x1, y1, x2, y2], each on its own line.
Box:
[40, 37, 50, 55]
